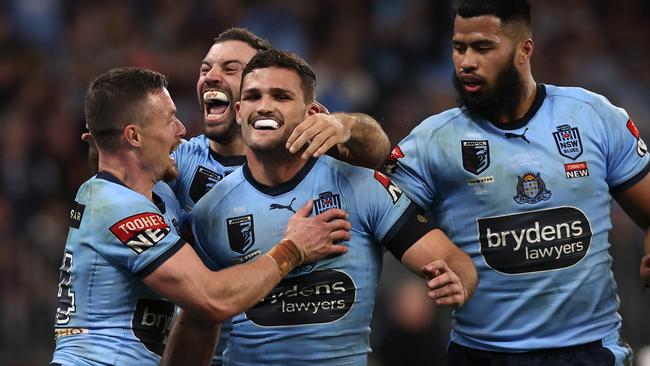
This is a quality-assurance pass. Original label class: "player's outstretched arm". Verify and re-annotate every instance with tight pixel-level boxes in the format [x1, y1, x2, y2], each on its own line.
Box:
[286, 111, 391, 169]
[613, 172, 650, 285]
[400, 229, 478, 307]
[151, 201, 350, 364]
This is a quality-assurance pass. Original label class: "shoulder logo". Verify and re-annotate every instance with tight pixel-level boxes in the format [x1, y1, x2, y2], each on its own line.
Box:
[462, 140, 490, 175]
[109, 213, 170, 254]
[382, 146, 405, 174]
[374, 171, 403, 204]
[626, 119, 647, 157]
[189, 166, 223, 203]
[553, 124, 583, 160]
[69, 201, 85, 229]
[313, 192, 341, 215]
[227, 215, 255, 254]
[514, 172, 552, 204]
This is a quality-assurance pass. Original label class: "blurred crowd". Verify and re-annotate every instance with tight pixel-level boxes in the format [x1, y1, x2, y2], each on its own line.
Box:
[1, 0, 648, 365]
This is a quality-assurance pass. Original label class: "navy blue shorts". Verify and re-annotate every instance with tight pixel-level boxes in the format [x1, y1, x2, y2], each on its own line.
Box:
[447, 341, 617, 366]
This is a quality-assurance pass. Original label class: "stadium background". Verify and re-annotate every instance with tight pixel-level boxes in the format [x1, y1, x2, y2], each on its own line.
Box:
[0, 0, 648, 364]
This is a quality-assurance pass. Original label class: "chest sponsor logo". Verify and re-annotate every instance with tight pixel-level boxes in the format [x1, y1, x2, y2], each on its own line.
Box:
[382, 145, 405, 174]
[553, 124, 583, 160]
[478, 207, 592, 274]
[109, 213, 170, 254]
[269, 197, 297, 213]
[69, 201, 85, 229]
[564, 162, 589, 179]
[313, 192, 341, 215]
[247, 269, 356, 326]
[462, 140, 490, 175]
[626, 119, 647, 157]
[514, 172, 551, 204]
[374, 171, 403, 204]
[227, 215, 255, 254]
[132, 298, 174, 356]
[189, 166, 222, 203]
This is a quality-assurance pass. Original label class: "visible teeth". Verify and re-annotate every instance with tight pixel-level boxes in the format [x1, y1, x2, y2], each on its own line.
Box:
[253, 119, 280, 129]
[203, 90, 229, 102]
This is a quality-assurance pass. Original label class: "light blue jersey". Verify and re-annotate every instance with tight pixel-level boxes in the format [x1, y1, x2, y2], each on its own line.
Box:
[168, 133, 245, 365]
[192, 155, 433, 366]
[51, 174, 186, 366]
[169, 134, 246, 212]
[386, 84, 649, 352]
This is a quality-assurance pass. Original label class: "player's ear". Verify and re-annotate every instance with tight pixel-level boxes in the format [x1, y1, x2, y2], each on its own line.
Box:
[123, 124, 141, 147]
[235, 101, 242, 126]
[307, 102, 322, 116]
[313, 101, 329, 114]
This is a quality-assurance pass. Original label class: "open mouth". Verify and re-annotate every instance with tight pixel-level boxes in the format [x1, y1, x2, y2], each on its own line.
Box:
[252, 118, 281, 130]
[203, 90, 230, 120]
[460, 75, 483, 93]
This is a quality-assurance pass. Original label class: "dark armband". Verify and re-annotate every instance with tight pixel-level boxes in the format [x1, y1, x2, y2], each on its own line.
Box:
[382, 203, 436, 260]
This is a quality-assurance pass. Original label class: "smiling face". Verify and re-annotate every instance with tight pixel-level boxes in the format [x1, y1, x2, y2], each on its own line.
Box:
[197, 40, 258, 143]
[236, 67, 316, 154]
[139, 88, 186, 182]
[452, 15, 526, 121]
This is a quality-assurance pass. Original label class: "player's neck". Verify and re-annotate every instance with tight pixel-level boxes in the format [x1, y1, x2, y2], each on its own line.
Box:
[246, 148, 308, 187]
[498, 75, 537, 124]
[98, 153, 156, 201]
[209, 135, 247, 157]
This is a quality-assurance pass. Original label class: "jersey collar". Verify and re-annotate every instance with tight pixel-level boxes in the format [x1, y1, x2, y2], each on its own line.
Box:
[96, 171, 166, 213]
[485, 83, 546, 131]
[242, 157, 318, 196]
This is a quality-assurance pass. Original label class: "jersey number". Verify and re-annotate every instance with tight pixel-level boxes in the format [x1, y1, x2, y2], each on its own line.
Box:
[56, 252, 76, 325]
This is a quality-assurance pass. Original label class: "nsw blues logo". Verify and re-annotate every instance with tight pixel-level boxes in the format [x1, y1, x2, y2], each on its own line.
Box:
[462, 140, 490, 175]
[514, 172, 552, 204]
[314, 192, 341, 215]
[553, 124, 583, 160]
[227, 214, 255, 254]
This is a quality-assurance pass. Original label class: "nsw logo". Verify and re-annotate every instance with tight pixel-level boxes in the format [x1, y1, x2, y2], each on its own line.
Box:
[109, 213, 170, 254]
[461, 140, 490, 175]
[313, 192, 341, 215]
[227, 215, 255, 254]
[553, 124, 583, 160]
[514, 172, 551, 204]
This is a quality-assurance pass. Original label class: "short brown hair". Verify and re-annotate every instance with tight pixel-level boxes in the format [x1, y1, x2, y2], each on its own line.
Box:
[241, 49, 316, 102]
[84, 67, 167, 151]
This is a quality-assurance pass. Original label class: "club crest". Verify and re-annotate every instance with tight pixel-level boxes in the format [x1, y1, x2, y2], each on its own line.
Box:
[189, 166, 222, 203]
[227, 215, 255, 254]
[313, 192, 341, 215]
[462, 140, 490, 175]
[553, 124, 583, 160]
[514, 172, 552, 204]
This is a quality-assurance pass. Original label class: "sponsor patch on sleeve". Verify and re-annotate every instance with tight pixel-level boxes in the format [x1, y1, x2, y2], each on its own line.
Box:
[382, 145, 405, 174]
[109, 213, 171, 254]
[374, 171, 403, 204]
[626, 119, 647, 157]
